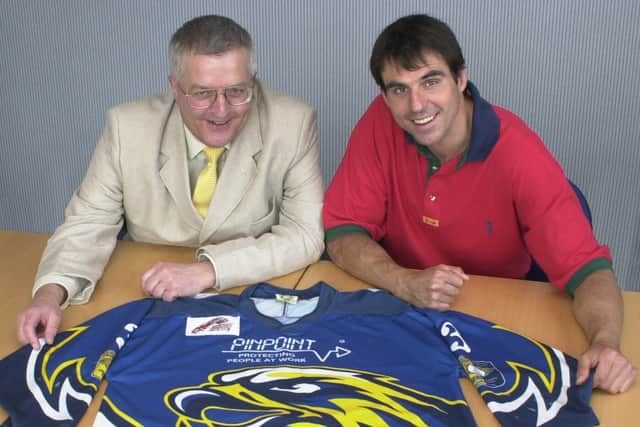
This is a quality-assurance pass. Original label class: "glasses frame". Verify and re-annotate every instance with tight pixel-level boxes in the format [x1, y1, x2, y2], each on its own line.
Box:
[177, 79, 255, 109]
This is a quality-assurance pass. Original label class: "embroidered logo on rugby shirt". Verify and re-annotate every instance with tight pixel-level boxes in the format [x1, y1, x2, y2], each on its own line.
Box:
[422, 216, 440, 227]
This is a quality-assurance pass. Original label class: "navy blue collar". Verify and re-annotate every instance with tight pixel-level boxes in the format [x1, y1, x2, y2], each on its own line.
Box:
[406, 81, 500, 165]
[239, 281, 337, 331]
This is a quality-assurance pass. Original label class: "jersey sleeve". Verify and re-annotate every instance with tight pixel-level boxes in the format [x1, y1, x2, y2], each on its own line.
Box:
[323, 96, 392, 243]
[0, 298, 155, 426]
[428, 309, 599, 427]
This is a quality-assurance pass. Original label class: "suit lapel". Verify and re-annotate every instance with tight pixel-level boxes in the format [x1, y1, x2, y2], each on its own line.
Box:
[159, 105, 203, 231]
[200, 100, 262, 241]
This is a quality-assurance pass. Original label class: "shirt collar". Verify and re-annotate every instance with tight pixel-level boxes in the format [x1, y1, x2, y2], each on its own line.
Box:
[406, 81, 500, 166]
[184, 125, 228, 160]
[465, 81, 500, 162]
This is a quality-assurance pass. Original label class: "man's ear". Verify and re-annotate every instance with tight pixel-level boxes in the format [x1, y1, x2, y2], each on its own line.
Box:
[381, 87, 391, 106]
[168, 75, 179, 98]
[456, 68, 468, 93]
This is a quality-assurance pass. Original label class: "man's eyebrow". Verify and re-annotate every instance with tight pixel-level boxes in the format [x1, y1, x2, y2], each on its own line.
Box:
[385, 81, 408, 90]
[189, 81, 251, 91]
[186, 84, 212, 92]
[419, 69, 445, 80]
[385, 69, 446, 89]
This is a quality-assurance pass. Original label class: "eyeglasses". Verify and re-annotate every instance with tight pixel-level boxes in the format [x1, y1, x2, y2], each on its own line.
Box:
[178, 83, 254, 108]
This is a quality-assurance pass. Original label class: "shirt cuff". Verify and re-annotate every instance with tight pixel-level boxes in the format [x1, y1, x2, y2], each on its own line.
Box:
[564, 257, 614, 297]
[325, 223, 372, 243]
[196, 251, 220, 290]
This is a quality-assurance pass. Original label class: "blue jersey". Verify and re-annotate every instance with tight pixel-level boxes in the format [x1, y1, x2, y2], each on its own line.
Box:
[0, 282, 597, 426]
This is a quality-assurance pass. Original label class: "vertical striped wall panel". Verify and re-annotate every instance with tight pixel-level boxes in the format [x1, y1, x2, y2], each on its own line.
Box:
[1, 1, 638, 290]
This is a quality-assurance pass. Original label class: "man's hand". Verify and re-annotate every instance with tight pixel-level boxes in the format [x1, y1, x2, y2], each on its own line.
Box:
[572, 269, 637, 393]
[395, 264, 469, 310]
[17, 284, 67, 350]
[327, 235, 469, 309]
[576, 342, 637, 393]
[141, 261, 216, 301]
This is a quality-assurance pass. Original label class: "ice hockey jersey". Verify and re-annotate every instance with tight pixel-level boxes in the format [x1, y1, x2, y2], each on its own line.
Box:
[0, 281, 598, 426]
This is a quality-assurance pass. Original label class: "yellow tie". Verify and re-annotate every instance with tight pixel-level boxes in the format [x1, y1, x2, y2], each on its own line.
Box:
[192, 146, 224, 218]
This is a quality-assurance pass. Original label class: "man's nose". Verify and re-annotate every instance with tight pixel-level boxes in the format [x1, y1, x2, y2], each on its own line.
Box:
[208, 91, 229, 115]
[408, 89, 426, 113]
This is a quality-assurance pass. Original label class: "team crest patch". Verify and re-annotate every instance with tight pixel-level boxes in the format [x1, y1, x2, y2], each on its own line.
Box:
[186, 316, 240, 336]
[458, 355, 505, 388]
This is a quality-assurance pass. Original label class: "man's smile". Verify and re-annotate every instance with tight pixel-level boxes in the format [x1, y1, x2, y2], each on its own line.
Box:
[411, 112, 437, 126]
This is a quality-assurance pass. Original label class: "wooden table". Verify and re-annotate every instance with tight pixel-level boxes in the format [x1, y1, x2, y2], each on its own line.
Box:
[0, 230, 305, 425]
[297, 261, 640, 426]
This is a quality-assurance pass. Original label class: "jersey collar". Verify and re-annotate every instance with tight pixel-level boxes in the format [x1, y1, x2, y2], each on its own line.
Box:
[239, 281, 337, 331]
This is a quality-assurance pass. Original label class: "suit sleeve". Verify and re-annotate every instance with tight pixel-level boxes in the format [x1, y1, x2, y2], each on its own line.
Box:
[428, 309, 599, 427]
[197, 107, 324, 290]
[34, 109, 125, 305]
[0, 299, 154, 426]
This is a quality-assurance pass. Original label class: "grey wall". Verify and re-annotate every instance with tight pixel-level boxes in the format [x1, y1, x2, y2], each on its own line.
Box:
[1, 1, 638, 290]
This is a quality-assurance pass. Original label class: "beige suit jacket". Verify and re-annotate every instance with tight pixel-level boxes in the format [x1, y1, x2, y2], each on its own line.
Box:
[34, 82, 324, 304]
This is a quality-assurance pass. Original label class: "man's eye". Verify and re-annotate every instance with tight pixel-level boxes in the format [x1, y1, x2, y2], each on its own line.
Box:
[192, 90, 214, 100]
[422, 79, 440, 88]
[226, 87, 247, 98]
[390, 86, 408, 96]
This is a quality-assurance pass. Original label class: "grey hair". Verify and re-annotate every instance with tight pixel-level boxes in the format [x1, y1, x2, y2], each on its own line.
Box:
[169, 15, 257, 80]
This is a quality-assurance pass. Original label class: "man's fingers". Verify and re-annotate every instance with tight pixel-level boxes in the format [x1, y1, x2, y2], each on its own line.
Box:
[431, 290, 456, 306]
[438, 265, 469, 281]
[140, 264, 158, 284]
[619, 367, 638, 393]
[29, 336, 41, 351]
[450, 269, 470, 282]
[163, 289, 177, 302]
[17, 294, 64, 351]
[141, 270, 160, 295]
[578, 344, 638, 393]
[595, 354, 638, 393]
[439, 282, 462, 299]
[141, 263, 163, 292]
[43, 313, 60, 345]
[431, 273, 463, 296]
[576, 354, 595, 385]
[606, 365, 631, 393]
[22, 312, 43, 350]
[593, 349, 625, 390]
[17, 320, 39, 350]
[432, 266, 468, 289]
[150, 283, 163, 298]
[27, 326, 41, 350]
[430, 301, 452, 311]
[594, 360, 615, 389]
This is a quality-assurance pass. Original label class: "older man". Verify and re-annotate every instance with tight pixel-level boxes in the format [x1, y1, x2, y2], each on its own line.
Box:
[323, 14, 636, 393]
[18, 15, 324, 348]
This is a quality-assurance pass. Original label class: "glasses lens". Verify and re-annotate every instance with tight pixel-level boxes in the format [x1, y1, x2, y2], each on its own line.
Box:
[189, 89, 217, 109]
[225, 87, 252, 106]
